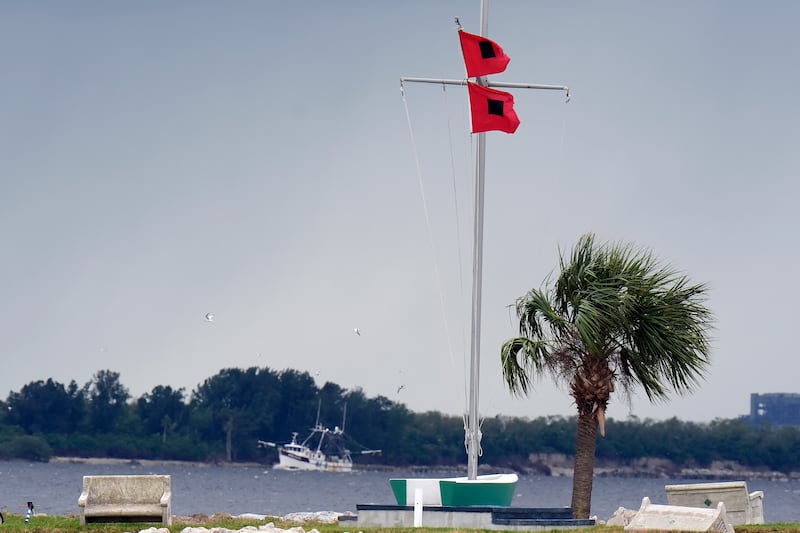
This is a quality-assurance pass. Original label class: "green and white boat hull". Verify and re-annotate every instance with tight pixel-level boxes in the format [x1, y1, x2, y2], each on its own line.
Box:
[390, 473, 518, 507]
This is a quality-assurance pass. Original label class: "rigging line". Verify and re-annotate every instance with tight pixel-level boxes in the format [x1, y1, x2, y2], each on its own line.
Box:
[453, 79, 482, 452]
[400, 81, 458, 381]
[441, 81, 469, 411]
[457, 78, 475, 307]
[442, 83, 465, 310]
[556, 97, 571, 185]
[457, 77, 479, 413]
[461, 412, 484, 456]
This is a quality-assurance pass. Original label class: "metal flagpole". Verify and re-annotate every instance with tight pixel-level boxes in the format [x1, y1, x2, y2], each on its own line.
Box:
[400, 0, 569, 481]
[465, 0, 490, 482]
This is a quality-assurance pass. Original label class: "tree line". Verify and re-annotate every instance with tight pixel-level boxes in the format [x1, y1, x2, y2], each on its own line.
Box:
[0, 366, 797, 472]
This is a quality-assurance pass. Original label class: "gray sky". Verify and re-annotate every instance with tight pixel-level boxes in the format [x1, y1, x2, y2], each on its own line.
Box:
[2, 1, 797, 424]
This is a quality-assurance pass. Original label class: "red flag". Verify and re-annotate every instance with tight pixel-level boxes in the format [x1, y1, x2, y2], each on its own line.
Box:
[467, 82, 520, 134]
[459, 30, 510, 78]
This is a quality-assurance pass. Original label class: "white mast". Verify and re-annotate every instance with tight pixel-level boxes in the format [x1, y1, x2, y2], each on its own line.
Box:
[401, 0, 569, 480]
[465, 0, 490, 482]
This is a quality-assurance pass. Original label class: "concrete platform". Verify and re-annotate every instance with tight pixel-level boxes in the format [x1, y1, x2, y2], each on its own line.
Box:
[356, 504, 595, 531]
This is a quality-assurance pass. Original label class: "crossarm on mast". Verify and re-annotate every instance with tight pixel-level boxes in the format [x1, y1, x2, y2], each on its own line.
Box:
[401, 76, 568, 92]
[400, 77, 570, 101]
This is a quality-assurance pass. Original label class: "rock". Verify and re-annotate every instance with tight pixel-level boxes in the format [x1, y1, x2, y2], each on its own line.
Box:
[606, 506, 637, 526]
[282, 512, 343, 524]
[237, 514, 268, 521]
[170, 511, 349, 533]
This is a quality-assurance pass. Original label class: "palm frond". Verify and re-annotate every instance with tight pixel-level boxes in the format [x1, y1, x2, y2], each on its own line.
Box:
[500, 337, 553, 396]
[502, 232, 714, 406]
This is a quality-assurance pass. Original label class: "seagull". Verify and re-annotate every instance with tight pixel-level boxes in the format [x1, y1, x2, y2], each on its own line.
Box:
[205, 313, 214, 322]
[397, 385, 405, 394]
[354, 327, 361, 336]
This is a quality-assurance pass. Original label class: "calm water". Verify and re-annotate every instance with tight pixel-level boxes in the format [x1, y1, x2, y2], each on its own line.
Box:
[1, 460, 799, 523]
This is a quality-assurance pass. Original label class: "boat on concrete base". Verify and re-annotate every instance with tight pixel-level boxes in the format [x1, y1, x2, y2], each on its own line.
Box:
[376, 0, 574, 522]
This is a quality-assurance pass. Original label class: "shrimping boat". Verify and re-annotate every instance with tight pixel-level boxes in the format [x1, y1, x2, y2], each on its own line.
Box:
[258, 405, 380, 473]
[271, 425, 352, 472]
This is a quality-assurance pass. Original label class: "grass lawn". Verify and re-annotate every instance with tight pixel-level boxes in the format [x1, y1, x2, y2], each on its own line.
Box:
[2, 512, 800, 533]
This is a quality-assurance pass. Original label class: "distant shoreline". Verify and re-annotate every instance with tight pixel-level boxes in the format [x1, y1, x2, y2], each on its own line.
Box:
[43, 456, 800, 481]
[47, 456, 263, 468]
[45, 456, 465, 472]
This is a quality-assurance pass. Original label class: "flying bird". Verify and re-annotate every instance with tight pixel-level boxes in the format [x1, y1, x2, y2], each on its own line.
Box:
[205, 313, 214, 322]
[397, 385, 405, 394]
[354, 328, 361, 336]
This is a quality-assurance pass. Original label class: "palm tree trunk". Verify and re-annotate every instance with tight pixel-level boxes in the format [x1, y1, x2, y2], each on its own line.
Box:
[571, 411, 598, 519]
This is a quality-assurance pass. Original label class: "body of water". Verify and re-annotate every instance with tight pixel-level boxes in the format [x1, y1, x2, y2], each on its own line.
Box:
[1, 460, 799, 523]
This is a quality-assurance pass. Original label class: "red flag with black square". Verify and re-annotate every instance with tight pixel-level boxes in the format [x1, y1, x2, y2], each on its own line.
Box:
[459, 30, 511, 78]
[467, 82, 520, 134]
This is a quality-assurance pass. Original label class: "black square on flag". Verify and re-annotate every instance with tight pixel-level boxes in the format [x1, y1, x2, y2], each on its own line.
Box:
[479, 40, 497, 59]
[487, 98, 504, 116]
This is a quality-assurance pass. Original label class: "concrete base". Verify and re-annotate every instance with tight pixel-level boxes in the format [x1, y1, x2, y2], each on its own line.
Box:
[356, 504, 595, 531]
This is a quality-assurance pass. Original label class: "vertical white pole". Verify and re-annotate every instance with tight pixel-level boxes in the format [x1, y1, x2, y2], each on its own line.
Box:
[467, 0, 490, 481]
[413, 488, 424, 526]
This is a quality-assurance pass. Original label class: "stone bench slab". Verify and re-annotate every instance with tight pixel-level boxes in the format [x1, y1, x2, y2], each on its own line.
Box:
[78, 474, 172, 526]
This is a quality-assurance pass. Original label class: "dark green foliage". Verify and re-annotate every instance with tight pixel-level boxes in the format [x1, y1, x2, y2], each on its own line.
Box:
[2, 365, 800, 471]
[87, 370, 131, 432]
[6, 378, 86, 434]
[190, 367, 284, 461]
[136, 385, 188, 441]
[0, 434, 53, 461]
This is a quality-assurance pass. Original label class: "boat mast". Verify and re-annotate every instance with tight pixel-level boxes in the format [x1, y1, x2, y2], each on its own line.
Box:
[466, 0, 490, 481]
[400, 0, 569, 481]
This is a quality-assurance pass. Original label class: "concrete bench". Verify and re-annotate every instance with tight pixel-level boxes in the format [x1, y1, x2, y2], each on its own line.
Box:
[665, 481, 764, 525]
[78, 474, 172, 526]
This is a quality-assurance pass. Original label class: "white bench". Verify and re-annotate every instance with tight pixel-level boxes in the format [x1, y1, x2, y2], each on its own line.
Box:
[78, 474, 172, 526]
[665, 481, 764, 525]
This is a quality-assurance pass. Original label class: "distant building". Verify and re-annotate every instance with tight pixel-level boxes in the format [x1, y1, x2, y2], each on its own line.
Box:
[748, 393, 800, 426]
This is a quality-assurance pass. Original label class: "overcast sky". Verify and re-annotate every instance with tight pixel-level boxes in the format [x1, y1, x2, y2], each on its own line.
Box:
[2, 1, 798, 425]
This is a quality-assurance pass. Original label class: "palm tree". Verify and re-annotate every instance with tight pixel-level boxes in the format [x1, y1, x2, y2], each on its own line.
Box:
[500, 233, 713, 519]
